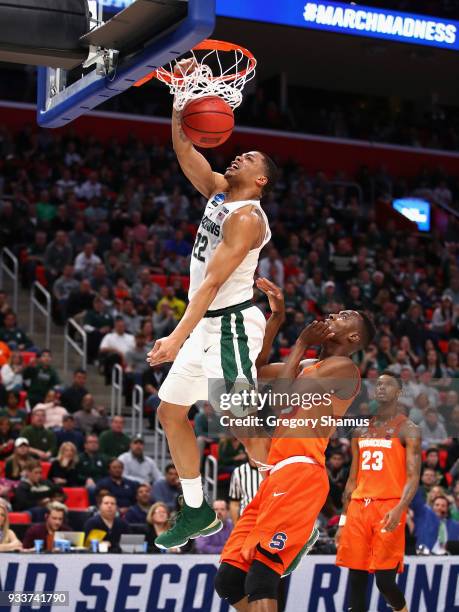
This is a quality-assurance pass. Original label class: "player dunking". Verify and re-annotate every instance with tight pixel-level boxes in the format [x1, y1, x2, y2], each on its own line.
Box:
[336, 372, 421, 612]
[146, 57, 277, 549]
[215, 311, 375, 611]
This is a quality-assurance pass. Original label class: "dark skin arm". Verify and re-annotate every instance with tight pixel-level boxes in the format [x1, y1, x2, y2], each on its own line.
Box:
[270, 321, 357, 405]
[342, 436, 360, 513]
[380, 420, 422, 532]
[335, 436, 359, 546]
[254, 278, 285, 370]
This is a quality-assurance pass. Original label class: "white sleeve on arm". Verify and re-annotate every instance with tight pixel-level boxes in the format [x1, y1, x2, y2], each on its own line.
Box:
[229, 468, 241, 501]
[99, 334, 112, 351]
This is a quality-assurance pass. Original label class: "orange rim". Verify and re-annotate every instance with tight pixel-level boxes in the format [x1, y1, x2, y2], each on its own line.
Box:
[134, 39, 256, 88]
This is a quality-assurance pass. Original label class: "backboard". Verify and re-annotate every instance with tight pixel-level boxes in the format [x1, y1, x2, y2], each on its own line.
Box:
[37, 0, 215, 128]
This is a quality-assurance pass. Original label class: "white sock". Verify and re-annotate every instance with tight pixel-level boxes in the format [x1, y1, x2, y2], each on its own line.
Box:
[181, 476, 204, 508]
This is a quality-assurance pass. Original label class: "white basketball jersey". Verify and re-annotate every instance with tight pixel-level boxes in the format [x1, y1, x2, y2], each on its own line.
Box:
[188, 193, 271, 310]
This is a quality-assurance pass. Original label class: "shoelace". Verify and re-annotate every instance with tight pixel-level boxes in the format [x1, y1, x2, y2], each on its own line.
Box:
[169, 511, 182, 529]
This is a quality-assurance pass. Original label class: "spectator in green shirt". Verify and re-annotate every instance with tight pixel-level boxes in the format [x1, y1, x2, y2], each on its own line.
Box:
[0, 391, 27, 434]
[78, 434, 110, 487]
[0, 311, 33, 350]
[20, 407, 57, 460]
[23, 350, 60, 407]
[99, 415, 130, 458]
[83, 296, 113, 363]
[194, 402, 223, 460]
[218, 436, 248, 475]
[36, 189, 57, 222]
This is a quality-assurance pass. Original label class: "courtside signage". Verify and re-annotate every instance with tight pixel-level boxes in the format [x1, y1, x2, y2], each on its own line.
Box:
[216, 0, 459, 51]
[0, 555, 456, 610]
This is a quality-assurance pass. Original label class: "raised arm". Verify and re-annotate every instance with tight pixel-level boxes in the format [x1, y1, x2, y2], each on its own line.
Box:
[255, 278, 285, 370]
[172, 60, 228, 198]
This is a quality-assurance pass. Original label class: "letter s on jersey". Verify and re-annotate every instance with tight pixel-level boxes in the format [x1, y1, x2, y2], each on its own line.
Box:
[269, 532, 288, 550]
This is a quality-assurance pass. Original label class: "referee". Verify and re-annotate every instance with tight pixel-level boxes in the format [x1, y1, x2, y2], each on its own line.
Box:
[228, 458, 262, 523]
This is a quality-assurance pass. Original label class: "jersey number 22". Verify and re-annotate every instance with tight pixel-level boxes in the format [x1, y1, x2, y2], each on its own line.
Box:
[193, 233, 208, 262]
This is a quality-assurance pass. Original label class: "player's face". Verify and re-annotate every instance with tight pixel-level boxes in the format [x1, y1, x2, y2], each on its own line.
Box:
[224, 151, 267, 189]
[375, 375, 400, 403]
[326, 311, 361, 344]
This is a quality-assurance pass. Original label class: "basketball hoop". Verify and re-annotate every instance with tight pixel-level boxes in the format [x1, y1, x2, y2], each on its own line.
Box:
[134, 39, 257, 111]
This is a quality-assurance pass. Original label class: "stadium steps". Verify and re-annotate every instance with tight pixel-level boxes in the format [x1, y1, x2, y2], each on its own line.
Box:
[14, 284, 164, 459]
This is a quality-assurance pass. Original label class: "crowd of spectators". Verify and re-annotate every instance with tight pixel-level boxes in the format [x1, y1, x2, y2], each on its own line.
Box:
[2, 63, 459, 152]
[243, 87, 459, 152]
[0, 121, 458, 555]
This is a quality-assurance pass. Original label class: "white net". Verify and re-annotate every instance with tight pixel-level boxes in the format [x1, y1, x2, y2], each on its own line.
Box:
[155, 45, 257, 111]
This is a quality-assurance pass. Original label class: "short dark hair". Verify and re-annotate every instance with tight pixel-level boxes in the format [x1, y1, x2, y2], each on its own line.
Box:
[74, 368, 87, 376]
[357, 311, 376, 349]
[165, 463, 176, 473]
[100, 493, 117, 505]
[432, 494, 449, 506]
[380, 370, 402, 389]
[259, 152, 278, 196]
[26, 459, 41, 472]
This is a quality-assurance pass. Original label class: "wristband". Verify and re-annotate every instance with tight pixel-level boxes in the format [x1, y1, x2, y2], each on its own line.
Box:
[338, 515, 347, 527]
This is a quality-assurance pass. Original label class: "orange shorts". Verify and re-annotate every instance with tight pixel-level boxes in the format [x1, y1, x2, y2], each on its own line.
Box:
[221, 461, 329, 575]
[336, 498, 406, 573]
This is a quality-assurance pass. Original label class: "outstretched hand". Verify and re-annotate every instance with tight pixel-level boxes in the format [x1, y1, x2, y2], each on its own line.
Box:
[256, 277, 285, 315]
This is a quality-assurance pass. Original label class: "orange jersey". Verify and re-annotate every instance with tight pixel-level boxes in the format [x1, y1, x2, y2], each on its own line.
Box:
[267, 360, 361, 467]
[352, 413, 407, 500]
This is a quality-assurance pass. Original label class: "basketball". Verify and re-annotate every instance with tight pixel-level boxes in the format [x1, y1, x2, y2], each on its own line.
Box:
[181, 96, 234, 148]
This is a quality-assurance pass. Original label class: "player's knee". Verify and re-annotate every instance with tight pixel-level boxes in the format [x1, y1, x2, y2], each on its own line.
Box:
[245, 560, 280, 603]
[214, 563, 247, 605]
[157, 402, 186, 427]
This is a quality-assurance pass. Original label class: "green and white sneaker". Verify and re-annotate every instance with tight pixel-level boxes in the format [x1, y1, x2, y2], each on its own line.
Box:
[155, 499, 222, 549]
[282, 526, 320, 577]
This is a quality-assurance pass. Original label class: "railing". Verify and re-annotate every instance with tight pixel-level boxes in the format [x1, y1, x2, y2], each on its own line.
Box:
[111, 363, 123, 418]
[0, 248, 18, 312]
[63, 318, 87, 380]
[29, 281, 51, 349]
[153, 419, 168, 474]
[204, 455, 217, 504]
[131, 384, 144, 437]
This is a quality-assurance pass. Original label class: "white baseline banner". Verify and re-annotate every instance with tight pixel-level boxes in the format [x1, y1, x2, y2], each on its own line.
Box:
[0, 554, 458, 611]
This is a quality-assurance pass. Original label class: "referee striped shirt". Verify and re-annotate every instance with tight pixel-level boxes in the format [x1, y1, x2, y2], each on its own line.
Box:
[229, 462, 262, 515]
